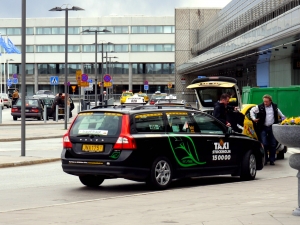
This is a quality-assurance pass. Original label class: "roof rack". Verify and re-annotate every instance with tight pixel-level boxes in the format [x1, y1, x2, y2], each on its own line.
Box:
[131, 105, 199, 110]
[91, 103, 147, 110]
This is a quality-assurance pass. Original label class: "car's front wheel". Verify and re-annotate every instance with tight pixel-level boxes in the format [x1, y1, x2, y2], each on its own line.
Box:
[79, 175, 104, 187]
[240, 151, 256, 181]
[148, 157, 172, 190]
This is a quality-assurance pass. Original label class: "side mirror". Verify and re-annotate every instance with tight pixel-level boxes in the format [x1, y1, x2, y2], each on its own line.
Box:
[226, 127, 233, 137]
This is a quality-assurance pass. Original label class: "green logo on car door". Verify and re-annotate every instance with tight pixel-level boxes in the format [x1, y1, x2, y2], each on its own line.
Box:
[168, 135, 206, 167]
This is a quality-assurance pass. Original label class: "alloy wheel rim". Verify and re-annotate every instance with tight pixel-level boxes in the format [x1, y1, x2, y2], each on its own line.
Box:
[249, 154, 256, 177]
[155, 160, 171, 185]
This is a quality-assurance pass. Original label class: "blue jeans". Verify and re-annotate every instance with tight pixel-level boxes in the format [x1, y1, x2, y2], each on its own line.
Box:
[260, 126, 277, 163]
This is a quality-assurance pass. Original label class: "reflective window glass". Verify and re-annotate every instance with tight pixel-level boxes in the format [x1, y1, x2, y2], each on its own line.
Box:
[68, 27, 80, 34]
[147, 45, 155, 52]
[164, 26, 172, 33]
[146, 64, 154, 74]
[25, 64, 34, 75]
[155, 45, 163, 51]
[162, 64, 170, 74]
[163, 44, 172, 51]
[0, 28, 6, 35]
[134, 113, 165, 133]
[153, 64, 162, 74]
[52, 27, 64, 34]
[147, 26, 155, 33]
[155, 26, 163, 33]
[7, 28, 21, 35]
[26, 28, 34, 35]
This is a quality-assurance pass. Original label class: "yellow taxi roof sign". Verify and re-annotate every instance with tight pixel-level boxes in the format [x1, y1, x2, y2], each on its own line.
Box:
[187, 81, 235, 89]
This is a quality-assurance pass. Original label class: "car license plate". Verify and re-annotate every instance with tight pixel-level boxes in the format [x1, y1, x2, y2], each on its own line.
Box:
[26, 109, 29, 112]
[82, 144, 104, 152]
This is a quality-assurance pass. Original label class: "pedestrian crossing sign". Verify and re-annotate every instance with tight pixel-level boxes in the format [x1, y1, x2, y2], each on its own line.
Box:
[50, 76, 59, 85]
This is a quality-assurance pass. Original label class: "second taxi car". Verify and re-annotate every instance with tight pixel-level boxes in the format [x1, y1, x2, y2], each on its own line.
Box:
[120, 91, 133, 104]
[61, 106, 264, 190]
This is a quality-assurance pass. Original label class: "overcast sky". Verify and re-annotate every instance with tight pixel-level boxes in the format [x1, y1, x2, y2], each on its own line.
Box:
[0, 0, 231, 18]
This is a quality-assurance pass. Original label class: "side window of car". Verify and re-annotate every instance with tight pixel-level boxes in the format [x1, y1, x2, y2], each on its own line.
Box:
[245, 108, 252, 120]
[134, 113, 165, 132]
[166, 112, 198, 133]
[192, 113, 225, 135]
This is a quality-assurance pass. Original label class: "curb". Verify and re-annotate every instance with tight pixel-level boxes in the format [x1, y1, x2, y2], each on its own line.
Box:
[0, 158, 61, 168]
[0, 135, 63, 142]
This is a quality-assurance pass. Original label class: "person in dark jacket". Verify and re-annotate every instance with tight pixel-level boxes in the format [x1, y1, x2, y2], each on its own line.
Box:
[250, 94, 285, 165]
[51, 93, 64, 121]
[213, 93, 237, 127]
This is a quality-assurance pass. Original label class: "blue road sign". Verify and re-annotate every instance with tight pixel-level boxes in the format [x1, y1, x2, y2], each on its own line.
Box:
[7, 79, 12, 87]
[12, 78, 18, 84]
[144, 85, 149, 91]
[82, 74, 88, 82]
[88, 79, 93, 83]
[13, 74, 18, 79]
[50, 76, 59, 85]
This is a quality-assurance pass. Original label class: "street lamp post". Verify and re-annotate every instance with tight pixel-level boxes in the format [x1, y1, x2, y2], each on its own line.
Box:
[82, 30, 111, 106]
[49, 5, 84, 130]
[5, 59, 14, 92]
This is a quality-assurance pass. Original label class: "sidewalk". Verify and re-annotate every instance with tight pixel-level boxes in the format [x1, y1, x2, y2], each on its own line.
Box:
[0, 176, 299, 224]
[0, 123, 68, 142]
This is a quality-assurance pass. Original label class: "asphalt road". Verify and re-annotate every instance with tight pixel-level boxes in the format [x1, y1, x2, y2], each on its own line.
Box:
[0, 151, 297, 213]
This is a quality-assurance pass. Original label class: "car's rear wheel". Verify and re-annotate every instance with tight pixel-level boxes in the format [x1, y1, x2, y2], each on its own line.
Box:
[79, 175, 105, 187]
[13, 116, 17, 121]
[148, 157, 172, 190]
[240, 151, 256, 181]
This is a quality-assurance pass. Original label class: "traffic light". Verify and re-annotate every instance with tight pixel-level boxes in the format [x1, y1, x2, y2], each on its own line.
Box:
[98, 82, 102, 87]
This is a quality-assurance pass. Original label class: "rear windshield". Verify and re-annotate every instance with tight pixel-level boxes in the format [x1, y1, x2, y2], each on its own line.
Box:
[16, 99, 39, 107]
[70, 112, 123, 137]
[196, 87, 238, 107]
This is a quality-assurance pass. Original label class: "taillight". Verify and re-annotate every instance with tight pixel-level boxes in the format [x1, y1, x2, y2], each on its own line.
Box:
[63, 133, 72, 148]
[62, 115, 78, 149]
[150, 100, 155, 105]
[11, 108, 18, 112]
[113, 115, 136, 150]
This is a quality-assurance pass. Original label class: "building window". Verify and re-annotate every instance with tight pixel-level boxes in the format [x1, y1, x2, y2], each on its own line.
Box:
[15, 45, 34, 53]
[36, 45, 80, 53]
[68, 27, 80, 34]
[7, 28, 21, 35]
[26, 28, 34, 35]
[36, 27, 52, 35]
[52, 27, 65, 35]
[26, 64, 35, 75]
[0, 28, 6, 35]
[131, 26, 175, 34]
[153, 64, 162, 74]
[83, 45, 95, 53]
[68, 64, 81, 74]
[131, 44, 174, 52]
[114, 26, 128, 34]
[82, 26, 127, 34]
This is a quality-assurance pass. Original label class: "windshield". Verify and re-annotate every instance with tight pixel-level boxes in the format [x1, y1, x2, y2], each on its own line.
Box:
[70, 112, 123, 137]
[196, 87, 238, 107]
[16, 99, 39, 107]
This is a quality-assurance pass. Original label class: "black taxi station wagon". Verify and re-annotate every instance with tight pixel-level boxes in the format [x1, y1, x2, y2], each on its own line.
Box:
[61, 106, 264, 189]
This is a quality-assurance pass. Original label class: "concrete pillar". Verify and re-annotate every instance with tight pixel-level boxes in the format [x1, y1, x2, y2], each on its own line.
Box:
[128, 63, 132, 91]
[34, 63, 38, 93]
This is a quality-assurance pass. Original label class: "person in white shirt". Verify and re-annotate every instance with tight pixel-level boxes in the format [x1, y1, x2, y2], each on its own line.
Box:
[250, 94, 285, 165]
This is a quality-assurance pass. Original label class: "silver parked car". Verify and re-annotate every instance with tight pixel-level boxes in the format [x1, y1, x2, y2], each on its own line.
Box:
[0, 93, 12, 108]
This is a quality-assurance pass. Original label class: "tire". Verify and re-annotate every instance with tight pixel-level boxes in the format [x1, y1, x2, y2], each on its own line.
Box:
[277, 150, 285, 160]
[79, 175, 104, 187]
[13, 116, 17, 121]
[148, 157, 172, 190]
[240, 151, 257, 181]
[37, 116, 42, 121]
